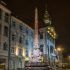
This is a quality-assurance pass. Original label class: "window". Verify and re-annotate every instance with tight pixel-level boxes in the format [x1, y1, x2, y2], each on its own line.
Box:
[26, 39, 28, 45]
[31, 42, 33, 48]
[12, 34, 15, 41]
[47, 45, 49, 54]
[5, 13, 9, 23]
[40, 33, 43, 39]
[3, 42, 8, 50]
[12, 21, 16, 28]
[4, 26, 8, 37]
[26, 28, 28, 34]
[11, 47, 14, 54]
[0, 9, 2, 19]
[19, 36, 22, 44]
[19, 25, 23, 31]
[40, 45, 43, 52]
[47, 33, 54, 43]
[23, 25, 25, 33]
[50, 46, 53, 53]
[31, 31, 33, 38]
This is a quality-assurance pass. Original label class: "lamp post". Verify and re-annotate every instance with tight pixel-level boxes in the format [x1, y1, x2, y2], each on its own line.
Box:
[56, 47, 64, 68]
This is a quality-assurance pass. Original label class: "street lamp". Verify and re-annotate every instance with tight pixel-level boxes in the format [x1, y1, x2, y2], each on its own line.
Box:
[57, 48, 61, 52]
[55, 47, 64, 67]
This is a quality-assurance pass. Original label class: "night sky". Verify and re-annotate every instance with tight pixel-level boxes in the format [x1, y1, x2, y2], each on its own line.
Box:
[1, 0, 70, 56]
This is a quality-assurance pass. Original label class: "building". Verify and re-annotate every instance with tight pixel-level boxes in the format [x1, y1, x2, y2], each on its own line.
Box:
[39, 4, 57, 66]
[0, 4, 11, 70]
[39, 26, 57, 66]
[10, 16, 34, 70]
[0, 2, 57, 70]
[0, 4, 34, 70]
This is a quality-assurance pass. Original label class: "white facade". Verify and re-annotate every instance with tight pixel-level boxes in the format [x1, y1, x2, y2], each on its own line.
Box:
[0, 4, 11, 70]
[39, 27, 56, 66]
[0, 4, 34, 70]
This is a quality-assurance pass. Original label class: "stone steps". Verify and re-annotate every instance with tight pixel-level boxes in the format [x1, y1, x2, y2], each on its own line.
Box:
[25, 62, 52, 70]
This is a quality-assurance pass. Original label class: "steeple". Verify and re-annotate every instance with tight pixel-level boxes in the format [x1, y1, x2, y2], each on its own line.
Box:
[44, 5, 51, 25]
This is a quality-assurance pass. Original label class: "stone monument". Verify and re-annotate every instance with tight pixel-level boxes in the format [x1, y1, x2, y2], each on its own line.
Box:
[25, 7, 50, 70]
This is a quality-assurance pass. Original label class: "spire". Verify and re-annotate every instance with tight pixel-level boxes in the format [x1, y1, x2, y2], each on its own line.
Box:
[34, 8, 39, 48]
[44, 4, 51, 25]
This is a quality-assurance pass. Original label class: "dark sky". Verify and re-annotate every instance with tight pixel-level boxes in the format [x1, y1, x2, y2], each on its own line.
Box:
[2, 0, 70, 56]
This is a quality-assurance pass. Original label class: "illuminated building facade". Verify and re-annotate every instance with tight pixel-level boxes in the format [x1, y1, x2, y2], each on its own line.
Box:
[39, 4, 57, 66]
[0, 4, 11, 70]
[0, 4, 34, 70]
[10, 16, 34, 70]
[39, 26, 57, 66]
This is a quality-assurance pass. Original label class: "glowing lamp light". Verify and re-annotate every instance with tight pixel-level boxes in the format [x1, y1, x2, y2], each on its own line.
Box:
[57, 47, 61, 52]
[68, 55, 70, 59]
[15, 47, 19, 56]
[22, 48, 26, 57]
[47, 30, 50, 33]
[24, 57, 29, 61]
[48, 27, 51, 30]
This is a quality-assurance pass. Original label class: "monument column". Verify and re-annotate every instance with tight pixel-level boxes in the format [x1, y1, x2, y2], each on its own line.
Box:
[30, 8, 42, 62]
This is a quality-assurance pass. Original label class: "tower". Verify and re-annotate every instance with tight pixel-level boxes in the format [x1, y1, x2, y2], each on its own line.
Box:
[43, 5, 51, 25]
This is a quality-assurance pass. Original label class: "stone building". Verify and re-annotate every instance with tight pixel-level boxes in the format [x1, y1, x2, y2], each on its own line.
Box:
[39, 26, 57, 66]
[0, 4, 34, 70]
